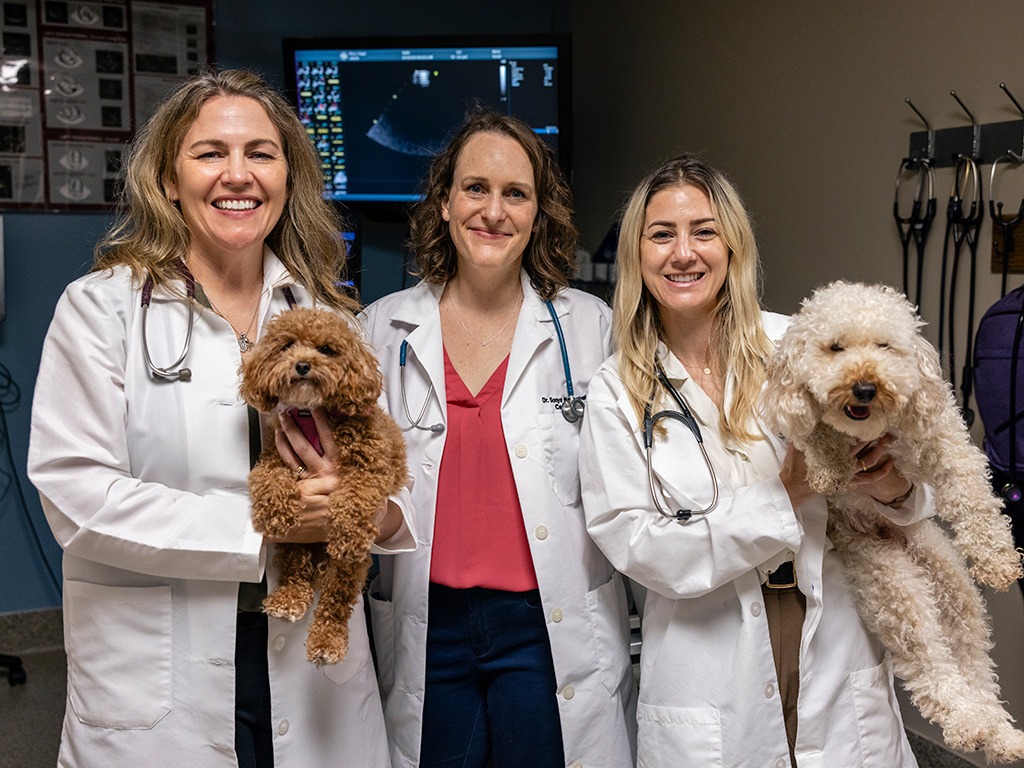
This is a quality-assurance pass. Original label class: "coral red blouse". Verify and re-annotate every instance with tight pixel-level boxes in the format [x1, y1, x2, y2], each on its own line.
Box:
[428, 348, 539, 591]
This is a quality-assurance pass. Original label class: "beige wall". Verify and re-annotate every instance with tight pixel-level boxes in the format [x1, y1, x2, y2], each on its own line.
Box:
[572, 3, 1024, 764]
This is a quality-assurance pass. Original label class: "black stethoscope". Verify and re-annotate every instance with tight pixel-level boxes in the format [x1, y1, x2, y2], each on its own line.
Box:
[140, 265, 197, 382]
[642, 361, 719, 522]
[399, 299, 586, 435]
[139, 264, 295, 382]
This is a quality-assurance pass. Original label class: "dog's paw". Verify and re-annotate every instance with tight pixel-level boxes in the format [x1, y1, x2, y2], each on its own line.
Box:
[969, 551, 1024, 591]
[305, 627, 349, 666]
[262, 585, 313, 621]
[253, 511, 300, 539]
[981, 721, 1024, 764]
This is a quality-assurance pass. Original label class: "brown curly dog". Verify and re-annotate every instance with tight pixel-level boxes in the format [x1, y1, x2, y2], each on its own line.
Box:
[240, 307, 407, 666]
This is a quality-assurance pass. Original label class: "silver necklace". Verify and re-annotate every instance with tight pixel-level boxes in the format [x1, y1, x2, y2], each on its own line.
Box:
[206, 288, 263, 352]
[449, 288, 521, 346]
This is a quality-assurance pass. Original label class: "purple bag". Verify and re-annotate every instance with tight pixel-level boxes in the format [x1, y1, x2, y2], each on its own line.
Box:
[973, 285, 1024, 473]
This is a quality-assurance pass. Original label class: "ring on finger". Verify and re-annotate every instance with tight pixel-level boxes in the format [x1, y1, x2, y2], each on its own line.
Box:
[294, 465, 307, 480]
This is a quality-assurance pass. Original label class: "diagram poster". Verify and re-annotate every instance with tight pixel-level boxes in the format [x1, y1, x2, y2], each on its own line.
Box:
[0, 0, 212, 210]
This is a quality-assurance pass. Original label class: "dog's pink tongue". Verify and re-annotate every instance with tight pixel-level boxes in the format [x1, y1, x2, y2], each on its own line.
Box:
[286, 407, 323, 454]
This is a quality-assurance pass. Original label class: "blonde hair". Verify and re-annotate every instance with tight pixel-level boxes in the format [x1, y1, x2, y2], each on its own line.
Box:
[94, 68, 357, 313]
[613, 155, 772, 444]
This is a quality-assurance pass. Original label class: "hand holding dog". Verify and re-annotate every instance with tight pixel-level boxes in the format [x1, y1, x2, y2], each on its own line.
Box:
[268, 406, 402, 544]
[850, 435, 913, 507]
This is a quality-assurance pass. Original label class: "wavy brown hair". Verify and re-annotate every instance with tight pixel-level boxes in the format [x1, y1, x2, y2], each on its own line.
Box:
[407, 109, 577, 300]
[94, 68, 356, 312]
[614, 155, 772, 445]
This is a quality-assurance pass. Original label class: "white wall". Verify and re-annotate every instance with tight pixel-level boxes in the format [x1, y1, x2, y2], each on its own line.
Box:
[572, 3, 1024, 764]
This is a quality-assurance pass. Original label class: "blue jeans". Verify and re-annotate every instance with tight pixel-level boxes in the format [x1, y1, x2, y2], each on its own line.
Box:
[421, 583, 565, 768]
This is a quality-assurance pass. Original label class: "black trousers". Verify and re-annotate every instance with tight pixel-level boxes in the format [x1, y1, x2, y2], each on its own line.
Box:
[235, 610, 274, 768]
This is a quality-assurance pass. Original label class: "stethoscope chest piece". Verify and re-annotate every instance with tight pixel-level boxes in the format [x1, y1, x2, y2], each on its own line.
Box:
[560, 396, 585, 423]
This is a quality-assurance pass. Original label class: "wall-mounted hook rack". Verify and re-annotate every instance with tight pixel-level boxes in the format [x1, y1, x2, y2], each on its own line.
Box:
[950, 90, 981, 159]
[998, 82, 1024, 162]
[905, 97, 935, 163]
[906, 86, 1024, 168]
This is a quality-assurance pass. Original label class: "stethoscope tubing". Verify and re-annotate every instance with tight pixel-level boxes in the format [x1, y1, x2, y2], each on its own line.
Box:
[140, 266, 197, 381]
[398, 299, 583, 433]
[643, 362, 719, 522]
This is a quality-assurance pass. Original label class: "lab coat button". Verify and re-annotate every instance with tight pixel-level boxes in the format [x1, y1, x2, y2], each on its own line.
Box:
[561, 684, 575, 700]
[550, 608, 563, 622]
[774, 759, 787, 768]
[273, 636, 285, 651]
[571, 762, 583, 768]
[277, 719, 290, 735]
[764, 683, 775, 698]
[750, 602, 762, 617]
[535, 524, 549, 540]
[514, 443, 528, 458]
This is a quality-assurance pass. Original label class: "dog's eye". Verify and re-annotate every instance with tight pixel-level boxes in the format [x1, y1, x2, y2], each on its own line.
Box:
[830, 342, 844, 352]
[317, 345, 338, 356]
[877, 342, 889, 349]
[281, 340, 295, 352]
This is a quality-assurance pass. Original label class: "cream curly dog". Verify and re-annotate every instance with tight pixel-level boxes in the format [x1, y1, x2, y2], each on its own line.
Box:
[761, 280, 1024, 762]
[240, 307, 407, 666]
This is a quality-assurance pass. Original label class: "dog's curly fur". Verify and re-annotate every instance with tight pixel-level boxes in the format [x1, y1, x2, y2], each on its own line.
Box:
[761, 281, 1024, 762]
[239, 307, 407, 666]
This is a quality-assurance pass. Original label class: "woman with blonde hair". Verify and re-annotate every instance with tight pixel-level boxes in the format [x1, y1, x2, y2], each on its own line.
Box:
[29, 69, 412, 768]
[580, 155, 928, 766]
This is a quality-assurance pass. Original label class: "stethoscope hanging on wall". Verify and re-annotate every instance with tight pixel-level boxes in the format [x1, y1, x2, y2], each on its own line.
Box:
[937, 92, 984, 427]
[141, 263, 197, 382]
[398, 299, 585, 435]
[989, 83, 1024, 299]
[893, 156, 936, 309]
[642, 362, 719, 522]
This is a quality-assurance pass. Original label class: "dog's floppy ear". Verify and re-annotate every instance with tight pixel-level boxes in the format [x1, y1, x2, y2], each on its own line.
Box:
[321, 325, 384, 412]
[239, 323, 282, 413]
[760, 326, 821, 440]
[900, 330, 952, 440]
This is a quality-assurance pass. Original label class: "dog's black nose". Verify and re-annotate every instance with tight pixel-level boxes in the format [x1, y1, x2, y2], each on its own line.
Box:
[852, 382, 876, 403]
[295, 361, 311, 377]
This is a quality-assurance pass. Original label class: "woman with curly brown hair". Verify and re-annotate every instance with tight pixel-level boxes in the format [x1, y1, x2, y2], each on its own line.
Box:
[361, 110, 637, 768]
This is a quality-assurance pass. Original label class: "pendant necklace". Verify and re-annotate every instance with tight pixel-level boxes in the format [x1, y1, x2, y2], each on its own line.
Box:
[207, 288, 264, 352]
[449, 288, 522, 346]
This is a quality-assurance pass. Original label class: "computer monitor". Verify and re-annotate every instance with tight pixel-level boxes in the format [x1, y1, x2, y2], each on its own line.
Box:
[282, 35, 572, 209]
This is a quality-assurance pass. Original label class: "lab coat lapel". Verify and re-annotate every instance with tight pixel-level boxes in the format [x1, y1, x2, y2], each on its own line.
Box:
[502, 271, 554, 409]
[390, 281, 447, 419]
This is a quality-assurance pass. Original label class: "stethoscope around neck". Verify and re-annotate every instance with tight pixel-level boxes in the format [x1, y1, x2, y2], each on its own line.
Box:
[140, 264, 197, 381]
[399, 299, 586, 435]
[643, 361, 719, 522]
[139, 263, 295, 382]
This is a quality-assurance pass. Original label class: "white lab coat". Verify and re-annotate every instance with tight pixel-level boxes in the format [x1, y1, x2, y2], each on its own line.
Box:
[360, 272, 638, 768]
[579, 312, 928, 768]
[28, 249, 414, 768]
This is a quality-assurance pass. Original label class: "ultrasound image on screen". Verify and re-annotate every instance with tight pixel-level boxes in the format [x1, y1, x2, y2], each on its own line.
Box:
[291, 44, 563, 202]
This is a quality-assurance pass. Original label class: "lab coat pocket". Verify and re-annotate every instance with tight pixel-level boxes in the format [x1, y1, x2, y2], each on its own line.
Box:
[367, 580, 395, 692]
[849, 657, 911, 767]
[585, 573, 632, 695]
[322, 594, 371, 687]
[64, 580, 172, 729]
[636, 703, 723, 767]
[539, 412, 581, 506]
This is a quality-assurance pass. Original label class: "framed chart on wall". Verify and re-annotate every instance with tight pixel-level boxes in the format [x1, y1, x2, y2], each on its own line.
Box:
[0, 0, 213, 211]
